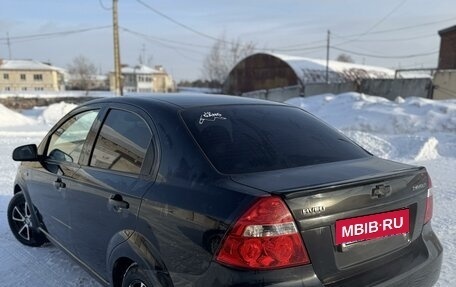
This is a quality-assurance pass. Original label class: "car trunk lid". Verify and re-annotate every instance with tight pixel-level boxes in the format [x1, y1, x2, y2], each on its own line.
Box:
[230, 157, 430, 284]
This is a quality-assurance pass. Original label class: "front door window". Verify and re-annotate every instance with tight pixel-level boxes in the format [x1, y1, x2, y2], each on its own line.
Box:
[47, 110, 98, 164]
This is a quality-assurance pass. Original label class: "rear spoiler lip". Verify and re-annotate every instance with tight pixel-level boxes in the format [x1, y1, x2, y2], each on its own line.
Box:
[274, 166, 426, 199]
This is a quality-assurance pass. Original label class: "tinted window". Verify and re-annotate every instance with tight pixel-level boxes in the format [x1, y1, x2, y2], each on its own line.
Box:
[90, 109, 151, 174]
[182, 105, 369, 174]
[47, 110, 98, 163]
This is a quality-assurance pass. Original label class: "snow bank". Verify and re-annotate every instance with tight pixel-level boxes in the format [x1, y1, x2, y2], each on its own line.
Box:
[39, 102, 78, 125]
[286, 92, 456, 134]
[19, 102, 77, 126]
[286, 92, 456, 161]
[0, 104, 37, 127]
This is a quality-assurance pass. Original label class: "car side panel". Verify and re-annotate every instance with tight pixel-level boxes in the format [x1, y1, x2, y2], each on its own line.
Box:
[108, 231, 174, 287]
[135, 107, 266, 284]
[25, 159, 79, 249]
[68, 167, 145, 280]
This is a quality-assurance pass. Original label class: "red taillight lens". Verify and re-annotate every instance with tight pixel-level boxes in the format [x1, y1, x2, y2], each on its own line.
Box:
[424, 173, 433, 224]
[216, 196, 310, 269]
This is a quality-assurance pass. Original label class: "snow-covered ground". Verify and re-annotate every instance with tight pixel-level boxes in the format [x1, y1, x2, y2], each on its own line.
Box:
[0, 93, 454, 286]
[0, 91, 115, 99]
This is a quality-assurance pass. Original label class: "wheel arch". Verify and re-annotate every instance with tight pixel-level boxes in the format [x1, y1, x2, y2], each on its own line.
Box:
[14, 184, 22, 194]
[11, 181, 45, 233]
[108, 231, 173, 287]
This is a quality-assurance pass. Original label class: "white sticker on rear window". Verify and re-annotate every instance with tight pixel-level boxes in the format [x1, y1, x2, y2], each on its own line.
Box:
[199, 112, 226, 125]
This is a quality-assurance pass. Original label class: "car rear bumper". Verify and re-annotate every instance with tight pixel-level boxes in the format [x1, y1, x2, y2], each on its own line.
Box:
[326, 223, 442, 287]
[377, 223, 442, 287]
[191, 223, 442, 287]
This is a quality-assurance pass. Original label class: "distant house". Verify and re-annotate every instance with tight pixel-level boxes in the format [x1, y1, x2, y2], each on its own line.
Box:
[438, 25, 456, 69]
[0, 59, 65, 92]
[109, 64, 175, 94]
[431, 25, 456, 99]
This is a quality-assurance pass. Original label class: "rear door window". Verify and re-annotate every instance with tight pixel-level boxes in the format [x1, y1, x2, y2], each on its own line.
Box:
[90, 109, 152, 174]
[182, 105, 369, 174]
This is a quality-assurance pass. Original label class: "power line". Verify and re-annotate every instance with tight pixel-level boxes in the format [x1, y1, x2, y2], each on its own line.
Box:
[98, 0, 112, 11]
[120, 27, 208, 61]
[360, 0, 408, 37]
[336, 0, 408, 46]
[121, 25, 325, 57]
[338, 16, 456, 39]
[135, 0, 226, 43]
[270, 38, 327, 50]
[332, 46, 438, 59]
[120, 27, 212, 49]
[332, 32, 436, 43]
[0, 26, 111, 43]
[268, 45, 326, 52]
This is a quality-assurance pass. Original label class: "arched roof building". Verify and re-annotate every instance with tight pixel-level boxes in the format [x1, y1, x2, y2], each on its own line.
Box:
[222, 53, 395, 95]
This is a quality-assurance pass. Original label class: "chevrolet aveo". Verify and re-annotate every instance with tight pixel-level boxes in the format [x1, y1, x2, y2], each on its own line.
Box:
[8, 94, 442, 287]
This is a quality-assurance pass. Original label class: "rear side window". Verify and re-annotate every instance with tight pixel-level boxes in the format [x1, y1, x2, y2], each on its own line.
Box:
[182, 105, 369, 174]
[90, 109, 152, 174]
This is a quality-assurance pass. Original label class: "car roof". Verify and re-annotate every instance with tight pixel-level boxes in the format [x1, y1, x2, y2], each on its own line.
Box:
[86, 93, 284, 110]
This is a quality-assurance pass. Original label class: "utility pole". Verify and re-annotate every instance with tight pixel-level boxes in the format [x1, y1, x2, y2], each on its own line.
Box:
[113, 0, 123, 96]
[6, 32, 12, 59]
[325, 30, 330, 83]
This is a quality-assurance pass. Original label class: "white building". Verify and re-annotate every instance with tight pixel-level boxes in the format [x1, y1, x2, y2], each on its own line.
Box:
[110, 64, 175, 94]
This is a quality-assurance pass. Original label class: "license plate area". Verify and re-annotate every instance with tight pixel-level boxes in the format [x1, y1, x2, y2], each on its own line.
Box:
[335, 209, 409, 245]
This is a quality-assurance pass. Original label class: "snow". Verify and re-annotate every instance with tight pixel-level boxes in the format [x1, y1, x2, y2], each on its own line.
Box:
[260, 52, 397, 83]
[0, 90, 116, 98]
[0, 59, 63, 71]
[121, 64, 162, 74]
[0, 92, 455, 286]
[0, 104, 37, 127]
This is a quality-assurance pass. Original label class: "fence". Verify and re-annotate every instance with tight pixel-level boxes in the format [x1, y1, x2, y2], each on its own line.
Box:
[241, 78, 433, 102]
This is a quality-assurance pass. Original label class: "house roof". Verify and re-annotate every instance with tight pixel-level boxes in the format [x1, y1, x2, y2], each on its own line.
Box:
[0, 59, 64, 72]
[439, 25, 456, 36]
[266, 52, 396, 84]
[121, 64, 162, 74]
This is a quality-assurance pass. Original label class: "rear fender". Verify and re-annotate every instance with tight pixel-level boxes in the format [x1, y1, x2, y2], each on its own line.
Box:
[107, 231, 173, 286]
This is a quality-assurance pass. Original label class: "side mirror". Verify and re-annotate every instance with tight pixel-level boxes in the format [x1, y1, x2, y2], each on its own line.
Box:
[12, 144, 39, 162]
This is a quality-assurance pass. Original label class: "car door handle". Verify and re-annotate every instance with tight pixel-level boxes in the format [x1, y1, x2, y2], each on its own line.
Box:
[53, 178, 66, 189]
[108, 194, 129, 210]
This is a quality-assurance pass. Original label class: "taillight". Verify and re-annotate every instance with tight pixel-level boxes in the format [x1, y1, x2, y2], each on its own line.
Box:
[424, 173, 433, 224]
[215, 196, 310, 270]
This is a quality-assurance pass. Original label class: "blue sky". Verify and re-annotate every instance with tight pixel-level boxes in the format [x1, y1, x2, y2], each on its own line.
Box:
[0, 0, 455, 81]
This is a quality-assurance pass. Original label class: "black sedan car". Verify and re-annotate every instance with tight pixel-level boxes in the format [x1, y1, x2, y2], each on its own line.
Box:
[8, 94, 442, 287]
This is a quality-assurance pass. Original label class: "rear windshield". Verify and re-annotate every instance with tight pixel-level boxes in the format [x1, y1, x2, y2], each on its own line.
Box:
[182, 105, 369, 174]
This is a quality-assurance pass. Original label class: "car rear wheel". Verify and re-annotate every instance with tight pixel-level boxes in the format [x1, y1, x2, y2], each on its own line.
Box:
[7, 191, 47, 247]
[122, 264, 154, 287]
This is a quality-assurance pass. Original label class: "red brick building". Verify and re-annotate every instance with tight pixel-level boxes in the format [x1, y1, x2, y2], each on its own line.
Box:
[438, 25, 456, 69]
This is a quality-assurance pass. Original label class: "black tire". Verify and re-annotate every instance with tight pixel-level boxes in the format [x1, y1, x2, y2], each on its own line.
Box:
[7, 191, 47, 247]
[122, 264, 154, 287]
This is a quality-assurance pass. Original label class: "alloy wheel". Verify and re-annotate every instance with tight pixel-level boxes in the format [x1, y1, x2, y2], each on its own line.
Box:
[11, 201, 33, 241]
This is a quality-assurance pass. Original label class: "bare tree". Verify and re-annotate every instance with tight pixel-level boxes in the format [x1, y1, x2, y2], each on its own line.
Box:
[67, 55, 97, 91]
[336, 53, 355, 63]
[202, 34, 256, 87]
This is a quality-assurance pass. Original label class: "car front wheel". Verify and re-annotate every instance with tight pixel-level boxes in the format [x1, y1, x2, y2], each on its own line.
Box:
[7, 191, 47, 247]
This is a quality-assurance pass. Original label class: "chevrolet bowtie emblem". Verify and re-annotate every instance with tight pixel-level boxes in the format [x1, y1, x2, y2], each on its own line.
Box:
[372, 184, 392, 199]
